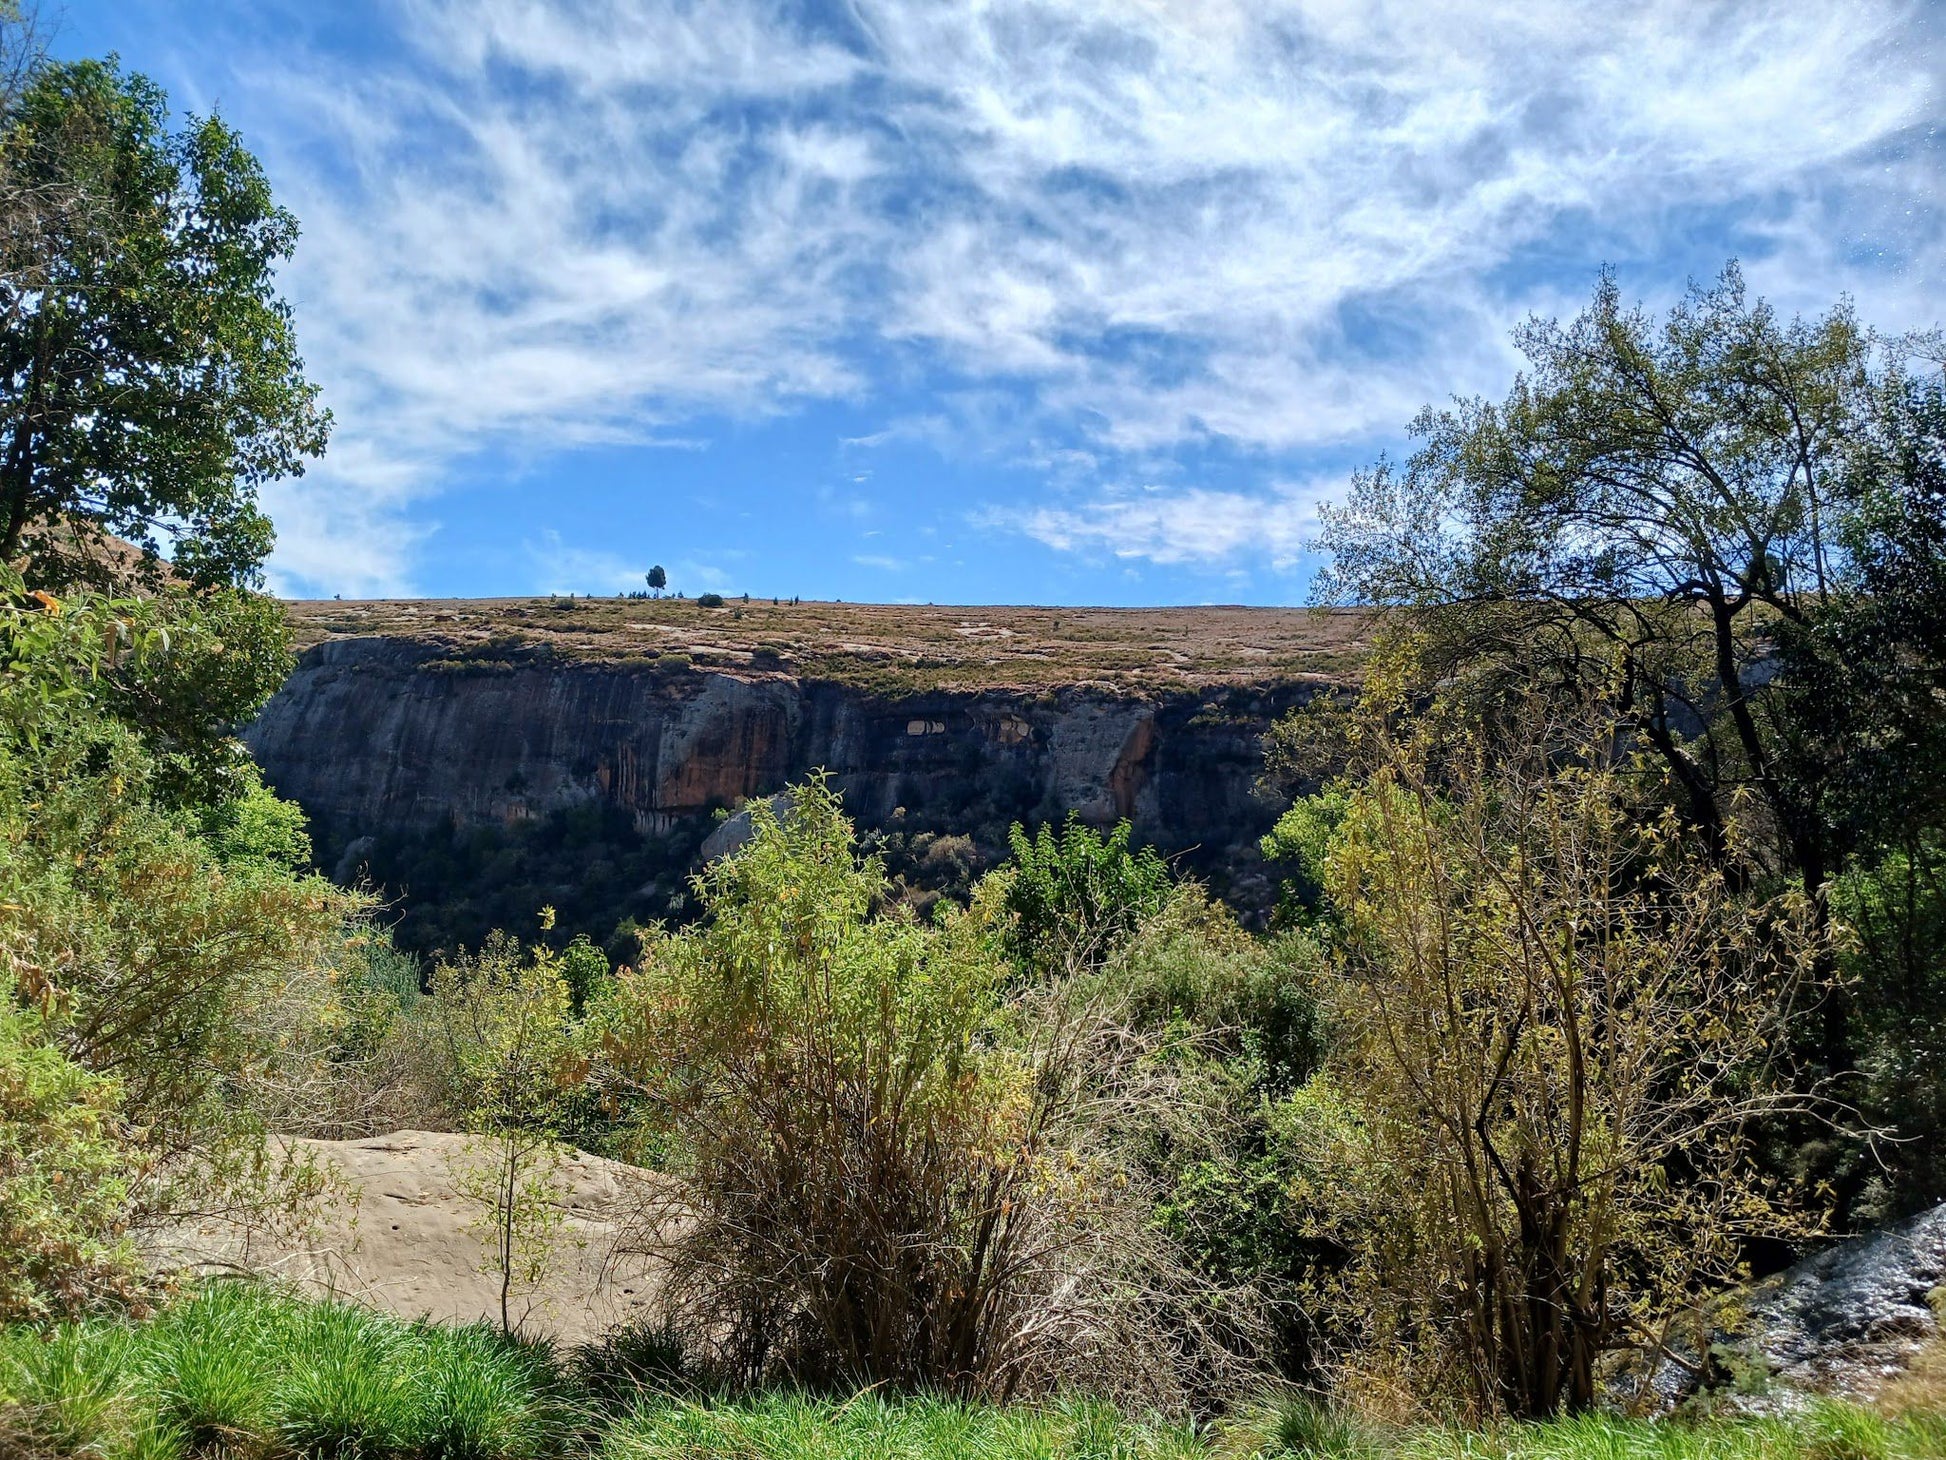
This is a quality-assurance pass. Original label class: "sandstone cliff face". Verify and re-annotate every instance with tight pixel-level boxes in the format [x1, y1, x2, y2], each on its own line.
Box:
[247, 635, 1325, 920]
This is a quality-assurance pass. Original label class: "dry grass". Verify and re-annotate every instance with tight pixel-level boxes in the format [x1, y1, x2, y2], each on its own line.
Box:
[283, 596, 1373, 694]
[1880, 1334, 1946, 1418]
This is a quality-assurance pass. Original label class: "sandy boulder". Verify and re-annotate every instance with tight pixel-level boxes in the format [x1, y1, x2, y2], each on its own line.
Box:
[155, 1130, 667, 1346]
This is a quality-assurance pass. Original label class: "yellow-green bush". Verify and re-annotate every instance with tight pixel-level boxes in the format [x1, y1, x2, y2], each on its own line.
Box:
[594, 775, 1213, 1402]
[0, 979, 143, 1323]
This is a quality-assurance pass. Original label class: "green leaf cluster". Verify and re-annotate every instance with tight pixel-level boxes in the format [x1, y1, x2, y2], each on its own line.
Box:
[999, 814, 1170, 977]
[0, 56, 328, 590]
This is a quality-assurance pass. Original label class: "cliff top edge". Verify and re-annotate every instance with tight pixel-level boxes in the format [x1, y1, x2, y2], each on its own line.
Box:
[282, 597, 1372, 694]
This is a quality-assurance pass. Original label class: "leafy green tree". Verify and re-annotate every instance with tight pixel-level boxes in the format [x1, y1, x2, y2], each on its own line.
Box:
[0, 56, 328, 590]
[1306, 268, 1946, 1220]
[999, 815, 1170, 977]
[103, 584, 296, 808]
[1259, 789, 1350, 927]
[1768, 361, 1946, 1215]
[1315, 264, 1866, 899]
[646, 565, 666, 596]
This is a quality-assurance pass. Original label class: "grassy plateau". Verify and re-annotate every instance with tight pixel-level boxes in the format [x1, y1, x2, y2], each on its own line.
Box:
[282, 596, 1373, 695]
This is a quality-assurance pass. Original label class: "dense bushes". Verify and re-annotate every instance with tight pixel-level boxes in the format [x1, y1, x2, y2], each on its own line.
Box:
[1102, 894, 1331, 1377]
[0, 572, 390, 1308]
[594, 778, 1226, 1403]
[0, 989, 143, 1324]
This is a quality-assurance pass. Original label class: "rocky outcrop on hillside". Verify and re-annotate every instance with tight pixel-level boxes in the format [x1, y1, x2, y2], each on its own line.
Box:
[246, 635, 1327, 928]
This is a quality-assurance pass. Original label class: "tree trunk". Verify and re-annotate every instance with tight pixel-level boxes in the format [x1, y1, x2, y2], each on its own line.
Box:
[0, 302, 52, 564]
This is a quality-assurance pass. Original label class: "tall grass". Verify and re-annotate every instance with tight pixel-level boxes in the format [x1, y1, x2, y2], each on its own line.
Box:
[601, 1391, 1208, 1460]
[0, 1284, 1941, 1460]
[0, 1282, 565, 1460]
[1232, 1399, 1946, 1460]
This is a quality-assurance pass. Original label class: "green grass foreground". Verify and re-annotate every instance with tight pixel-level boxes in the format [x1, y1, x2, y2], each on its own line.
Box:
[1, 1284, 1941, 1460]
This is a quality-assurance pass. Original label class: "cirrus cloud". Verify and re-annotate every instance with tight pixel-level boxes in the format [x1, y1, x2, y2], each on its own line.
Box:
[111, 0, 1942, 594]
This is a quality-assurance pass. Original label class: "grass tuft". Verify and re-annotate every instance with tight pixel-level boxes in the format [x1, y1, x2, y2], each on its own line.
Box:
[0, 1322, 141, 1457]
[407, 1322, 561, 1460]
[272, 1301, 417, 1458]
[1270, 1397, 1372, 1460]
[140, 1281, 282, 1450]
[573, 1318, 698, 1414]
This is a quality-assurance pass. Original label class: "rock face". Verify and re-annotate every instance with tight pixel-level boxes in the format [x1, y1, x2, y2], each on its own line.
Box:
[1740, 1204, 1946, 1401]
[246, 636, 1325, 919]
[154, 1131, 665, 1345]
[1640, 1205, 1946, 1411]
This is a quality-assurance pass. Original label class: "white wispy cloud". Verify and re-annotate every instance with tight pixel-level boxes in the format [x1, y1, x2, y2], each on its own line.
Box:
[175, 0, 1939, 587]
[987, 478, 1333, 570]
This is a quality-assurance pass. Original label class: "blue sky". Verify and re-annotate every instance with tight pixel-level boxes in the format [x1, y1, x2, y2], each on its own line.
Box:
[58, 0, 1944, 604]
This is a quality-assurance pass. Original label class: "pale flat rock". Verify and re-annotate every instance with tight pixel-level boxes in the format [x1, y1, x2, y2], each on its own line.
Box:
[154, 1130, 666, 1346]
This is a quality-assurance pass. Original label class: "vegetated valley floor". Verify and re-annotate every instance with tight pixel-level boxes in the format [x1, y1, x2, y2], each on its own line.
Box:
[284, 597, 1373, 694]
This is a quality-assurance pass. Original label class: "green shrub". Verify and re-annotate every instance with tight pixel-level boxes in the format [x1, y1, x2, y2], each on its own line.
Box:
[356, 940, 427, 1010]
[999, 813, 1170, 977]
[409, 1323, 560, 1460]
[1107, 891, 1324, 1094]
[0, 978, 144, 1323]
[574, 1319, 698, 1412]
[597, 776, 1209, 1401]
[273, 1303, 415, 1458]
[1270, 1397, 1370, 1459]
[0, 1322, 142, 1457]
[427, 932, 583, 1337]
[146, 1319, 272, 1449]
